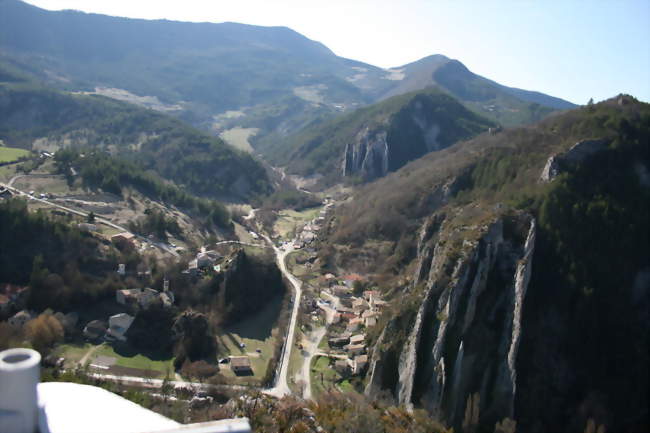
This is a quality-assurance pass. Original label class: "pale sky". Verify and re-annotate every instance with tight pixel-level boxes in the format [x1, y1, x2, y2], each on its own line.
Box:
[23, 0, 650, 104]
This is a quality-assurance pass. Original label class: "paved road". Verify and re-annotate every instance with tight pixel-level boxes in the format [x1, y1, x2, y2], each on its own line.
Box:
[0, 181, 180, 258]
[298, 327, 326, 400]
[214, 240, 269, 248]
[261, 234, 303, 398]
[86, 372, 248, 393]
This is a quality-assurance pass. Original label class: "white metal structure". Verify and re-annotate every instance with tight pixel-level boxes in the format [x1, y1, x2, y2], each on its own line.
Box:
[0, 348, 251, 433]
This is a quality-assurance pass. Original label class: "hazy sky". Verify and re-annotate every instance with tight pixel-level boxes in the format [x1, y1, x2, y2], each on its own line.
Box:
[23, 0, 650, 104]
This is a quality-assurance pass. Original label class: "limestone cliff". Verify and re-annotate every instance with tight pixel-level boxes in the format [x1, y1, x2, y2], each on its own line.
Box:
[371, 212, 536, 429]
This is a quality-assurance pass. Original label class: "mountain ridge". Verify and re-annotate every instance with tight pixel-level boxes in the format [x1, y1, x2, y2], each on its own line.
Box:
[1, 0, 575, 143]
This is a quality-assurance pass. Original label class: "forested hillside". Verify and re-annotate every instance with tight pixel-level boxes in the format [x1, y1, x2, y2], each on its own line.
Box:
[0, 199, 124, 309]
[265, 88, 494, 187]
[0, 82, 272, 201]
[318, 95, 649, 432]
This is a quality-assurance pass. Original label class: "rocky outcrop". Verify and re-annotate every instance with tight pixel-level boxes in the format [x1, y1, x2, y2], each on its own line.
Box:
[342, 127, 389, 180]
[384, 212, 536, 429]
[540, 138, 608, 182]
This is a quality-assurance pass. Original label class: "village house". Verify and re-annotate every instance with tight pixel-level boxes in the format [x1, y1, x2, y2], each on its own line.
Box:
[230, 356, 252, 375]
[350, 334, 365, 345]
[328, 335, 350, 348]
[339, 311, 356, 321]
[77, 223, 97, 232]
[336, 306, 354, 314]
[362, 310, 380, 320]
[334, 359, 350, 374]
[352, 297, 369, 310]
[363, 290, 380, 301]
[83, 320, 107, 341]
[332, 285, 352, 297]
[0, 284, 28, 314]
[342, 274, 364, 288]
[0, 187, 14, 200]
[344, 344, 366, 356]
[346, 317, 364, 333]
[159, 291, 175, 307]
[105, 313, 135, 342]
[364, 316, 377, 327]
[197, 251, 221, 268]
[320, 291, 338, 305]
[8, 310, 33, 328]
[111, 232, 136, 247]
[352, 354, 368, 375]
[116, 288, 159, 309]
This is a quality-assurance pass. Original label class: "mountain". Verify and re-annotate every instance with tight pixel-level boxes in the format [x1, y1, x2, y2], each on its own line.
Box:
[0, 0, 384, 131]
[378, 54, 576, 126]
[0, 80, 272, 201]
[318, 95, 649, 432]
[263, 88, 495, 187]
[0, 0, 574, 146]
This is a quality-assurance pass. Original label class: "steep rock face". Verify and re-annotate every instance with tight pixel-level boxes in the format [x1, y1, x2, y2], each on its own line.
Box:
[381, 212, 535, 429]
[342, 127, 389, 179]
[540, 138, 608, 182]
[339, 92, 489, 182]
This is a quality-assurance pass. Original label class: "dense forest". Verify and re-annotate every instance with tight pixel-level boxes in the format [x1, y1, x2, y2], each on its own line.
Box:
[54, 148, 231, 229]
[0, 199, 124, 309]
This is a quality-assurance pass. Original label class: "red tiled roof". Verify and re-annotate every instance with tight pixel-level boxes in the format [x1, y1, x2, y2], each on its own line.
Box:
[342, 274, 364, 281]
[1, 284, 28, 297]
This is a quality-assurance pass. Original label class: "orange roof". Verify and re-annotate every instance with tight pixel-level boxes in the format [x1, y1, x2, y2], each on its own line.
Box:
[1, 284, 27, 296]
[343, 274, 364, 281]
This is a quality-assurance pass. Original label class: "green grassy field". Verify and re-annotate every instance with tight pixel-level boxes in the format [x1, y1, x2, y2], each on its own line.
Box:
[0, 163, 19, 182]
[216, 295, 283, 381]
[273, 206, 322, 241]
[54, 343, 94, 368]
[0, 146, 30, 163]
[219, 127, 258, 153]
[14, 176, 75, 195]
[310, 355, 346, 396]
[92, 344, 174, 376]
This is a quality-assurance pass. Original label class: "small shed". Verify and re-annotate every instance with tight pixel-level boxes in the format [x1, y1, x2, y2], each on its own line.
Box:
[230, 356, 252, 375]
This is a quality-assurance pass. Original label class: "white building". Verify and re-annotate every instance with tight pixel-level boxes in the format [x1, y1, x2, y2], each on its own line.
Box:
[105, 313, 134, 342]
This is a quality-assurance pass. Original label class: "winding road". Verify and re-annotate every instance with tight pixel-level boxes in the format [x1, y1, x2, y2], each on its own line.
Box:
[296, 327, 326, 400]
[261, 234, 303, 398]
[0, 177, 182, 257]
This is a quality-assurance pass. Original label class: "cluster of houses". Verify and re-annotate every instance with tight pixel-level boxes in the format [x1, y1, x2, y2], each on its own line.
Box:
[116, 284, 174, 309]
[292, 200, 333, 250]
[184, 249, 224, 276]
[82, 282, 174, 342]
[312, 273, 389, 377]
[83, 313, 134, 342]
